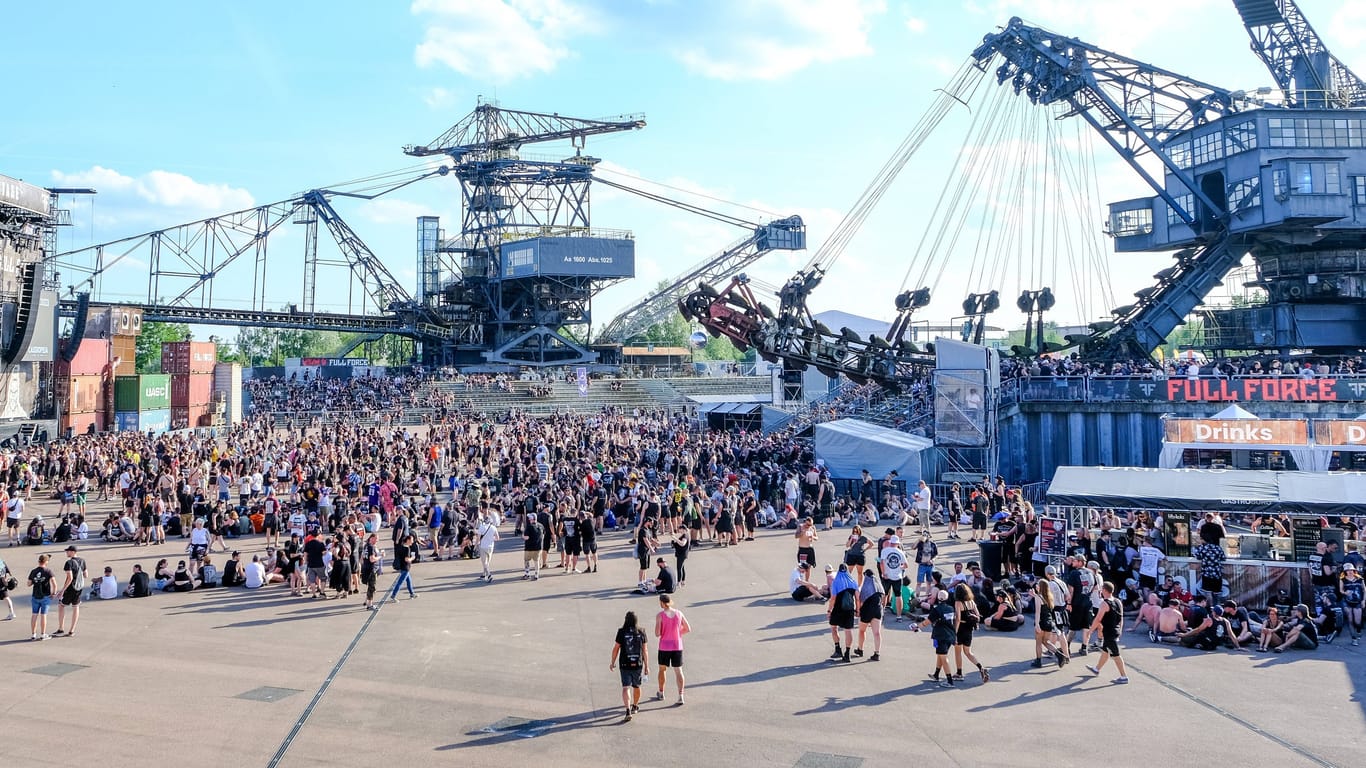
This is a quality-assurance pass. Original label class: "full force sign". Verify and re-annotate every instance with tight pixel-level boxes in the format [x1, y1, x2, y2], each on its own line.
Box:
[1164, 418, 1310, 446]
[1083, 377, 1366, 402]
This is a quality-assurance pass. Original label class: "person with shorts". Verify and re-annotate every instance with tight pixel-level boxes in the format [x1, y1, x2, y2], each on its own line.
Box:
[951, 583, 989, 683]
[610, 610, 649, 721]
[917, 589, 958, 687]
[855, 566, 885, 661]
[27, 553, 54, 641]
[303, 532, 328, 598]
[579, 510, 598, 574]
[826, 563, 858, 663]
[5, 490, 23, 547]
[654, 593, 691, 705]
[796, 518, 819, 568]
[53, 545, 86, 638]
[1086, 581, 1129, 683]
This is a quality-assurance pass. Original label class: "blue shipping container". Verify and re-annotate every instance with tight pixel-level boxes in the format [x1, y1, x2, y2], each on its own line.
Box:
[114, 409, 172, 434]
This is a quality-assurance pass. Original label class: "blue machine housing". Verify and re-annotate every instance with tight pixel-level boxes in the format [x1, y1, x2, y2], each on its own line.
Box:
[500, 236, 635, 279]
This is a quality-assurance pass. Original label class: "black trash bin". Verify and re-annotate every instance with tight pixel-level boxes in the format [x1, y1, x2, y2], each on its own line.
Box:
[977, 540, 1004, 581]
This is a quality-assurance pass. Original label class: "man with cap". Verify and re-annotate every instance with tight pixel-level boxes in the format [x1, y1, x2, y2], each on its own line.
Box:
[880, 535, 909, 621]
[53, 545, 87, 638]
[1062, 553, 1096, 656]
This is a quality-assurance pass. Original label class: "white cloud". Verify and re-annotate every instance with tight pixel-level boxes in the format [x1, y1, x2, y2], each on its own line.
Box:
[675, 0, 886, 80]
[411, 0, 591, 81]
[51, 166, 254, 213]
[1327, 3, 1366, 54]
[423, 86, 459, 109]
[905, 15, 927, 34]
[357, 197, 434, 225]
[968, 0, 1217, 54]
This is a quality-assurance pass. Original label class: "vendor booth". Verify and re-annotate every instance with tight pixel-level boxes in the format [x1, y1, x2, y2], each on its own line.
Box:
[1046, 465, 1366, 607]
[813, 419, 936, 486]
[1159, 404, 1323, 471]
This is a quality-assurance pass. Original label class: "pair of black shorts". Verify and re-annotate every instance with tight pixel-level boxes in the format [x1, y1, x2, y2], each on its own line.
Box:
[61, 586, 82, 607]
[565, 541, 582, 556]
[1100, 633, 1120, 657]
[797, 547, 816, 567]
[829, 608, 856, 630]
[657, 649, 683, 668]
[1069, 607, 1094, 632]
[859, 596, 883, 624]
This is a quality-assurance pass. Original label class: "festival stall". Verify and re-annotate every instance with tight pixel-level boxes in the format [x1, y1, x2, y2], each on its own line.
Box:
[1046, 465, 1366, 606]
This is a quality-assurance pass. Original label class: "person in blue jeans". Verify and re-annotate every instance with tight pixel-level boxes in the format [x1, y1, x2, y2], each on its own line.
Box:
[388, 533, 417, 603]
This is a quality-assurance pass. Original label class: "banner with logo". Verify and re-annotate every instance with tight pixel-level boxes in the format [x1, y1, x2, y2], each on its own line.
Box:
[1313, 420, 1366, 447]
[576, 367, 589, 397]
[1085, 376, 1366, 403]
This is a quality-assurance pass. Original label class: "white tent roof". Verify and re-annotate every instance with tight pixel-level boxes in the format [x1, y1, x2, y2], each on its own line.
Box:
[1211, 404, 1259, 419]
[813, 419, 934, 482]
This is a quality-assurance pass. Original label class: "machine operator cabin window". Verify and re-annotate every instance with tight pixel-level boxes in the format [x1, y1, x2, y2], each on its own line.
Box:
[1292, 162, 1341, 195]
[1355, 176, 1366, 206]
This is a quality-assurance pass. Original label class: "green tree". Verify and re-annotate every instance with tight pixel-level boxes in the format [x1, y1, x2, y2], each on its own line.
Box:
[1161, 319, 1205, 357]
[636, 280, 691, 346]
[136, 322, 191, 373]
[1003, 321, 1063, 354]
[695, 335, 746, 362]
[234, 327, 279, 366]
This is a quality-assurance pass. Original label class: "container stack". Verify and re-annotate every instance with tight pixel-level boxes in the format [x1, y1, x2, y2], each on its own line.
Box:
[163, 341, 216, 429]
[83, 306, 142, 378]
[55, 338, 110, 436]
[114, 374, 171, 434]
[212, 361, 243, 424]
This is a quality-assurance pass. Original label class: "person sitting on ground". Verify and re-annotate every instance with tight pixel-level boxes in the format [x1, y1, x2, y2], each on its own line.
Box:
[1311, 594, 1339, 644]
[221, 551, 246, 587]
[1177, 595, 1221, 650]
[195, 555, 221, 589]
[124, 564, 151, 598]
[118, 512, 137, 542]
[244, 554, 267, 589]
[983, 588, 1024, 632]
[1257, 606, 1286, 651]
[1151, 598, 1186, 643]
[790, 562, 827, 602]
[1222, 600, 1255, 648]
[770, 503, 798, 529]
[165, 561, 195, 593]
[24, 516, 44, 545]
[1129, 593, 1162, 634]
[645, 557, 676, 595]
[1273, 603, 1319, 653]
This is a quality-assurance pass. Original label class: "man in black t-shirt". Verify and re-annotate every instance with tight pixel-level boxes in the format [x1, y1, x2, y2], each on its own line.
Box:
[387, 533, 417, 602]
[54, 545, 86, 638]
[27, 553, 54, 640]
[649, 557, 676, 594]
[303, 535, 328, 598]
[125, 564, 152, 598]
[610, 614, 650, 721]
[523, 518, 544, 580]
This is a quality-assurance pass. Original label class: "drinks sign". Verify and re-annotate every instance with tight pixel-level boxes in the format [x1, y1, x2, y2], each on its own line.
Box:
[1313, 420, 1366, 446]
[1164, 418, 1310, 446]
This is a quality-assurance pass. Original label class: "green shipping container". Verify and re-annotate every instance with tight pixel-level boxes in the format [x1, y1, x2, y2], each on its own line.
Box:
[114, 374, 172, 411]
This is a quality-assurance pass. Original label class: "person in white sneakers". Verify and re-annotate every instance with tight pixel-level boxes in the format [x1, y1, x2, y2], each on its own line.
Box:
[476, 511, 499, 582]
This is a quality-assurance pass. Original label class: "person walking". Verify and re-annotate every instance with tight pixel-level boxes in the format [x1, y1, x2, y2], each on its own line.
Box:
[916, 589, 957, 687]
[27, 553, 55, 640]
[654, 593, 691, 705]
[610, 610, 649, 722]
[1032, 579, 1068, 668]
[951, 583, 989, 683]
[523, 513, 545, 581]
[53, 545, 87, 638]
[0, 554, 17, 620]
[854, 566, 884, 661]
[387, 532, 417, 603]
[1085, 581, 1129, 683]
[672, 527, 690, 588]
[361, 533, 380, 610]
[826, 563, 858, 663]
[476, 511, 499, 582]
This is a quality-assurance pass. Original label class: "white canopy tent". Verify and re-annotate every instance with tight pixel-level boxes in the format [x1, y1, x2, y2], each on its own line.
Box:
[813, 419, 935, 483]
[1159, 405, 1328, 471]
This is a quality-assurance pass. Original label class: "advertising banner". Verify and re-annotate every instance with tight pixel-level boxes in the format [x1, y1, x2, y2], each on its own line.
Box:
[1086, 376, 1366, 403]
[1163, 418, 1309, 446]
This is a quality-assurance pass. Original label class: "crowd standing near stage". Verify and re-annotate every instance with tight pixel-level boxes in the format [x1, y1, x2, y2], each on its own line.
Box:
[0, 373, 1360, 712]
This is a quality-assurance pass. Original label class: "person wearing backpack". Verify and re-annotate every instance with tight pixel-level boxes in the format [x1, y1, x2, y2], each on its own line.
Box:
[610, 610, 650, 722]
[53, 545, 86, 638]
[826, 563, 859, 663]
[1085, 581, 1129, 683]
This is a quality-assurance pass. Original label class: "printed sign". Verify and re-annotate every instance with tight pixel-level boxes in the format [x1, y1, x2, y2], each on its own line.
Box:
[1163, 418, 1309, 446]
[1084, 376, 1366, 403]
[1314, 420, 1366, 446]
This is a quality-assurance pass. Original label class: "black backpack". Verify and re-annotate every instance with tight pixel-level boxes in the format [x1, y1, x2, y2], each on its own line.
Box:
[621, 629, 643, 670]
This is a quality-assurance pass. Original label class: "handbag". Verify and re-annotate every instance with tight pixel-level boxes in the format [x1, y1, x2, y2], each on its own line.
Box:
[4, 575, 16, 592]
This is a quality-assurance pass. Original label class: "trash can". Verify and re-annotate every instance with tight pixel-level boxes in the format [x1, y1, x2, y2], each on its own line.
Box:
[977, 540, 1004, 581]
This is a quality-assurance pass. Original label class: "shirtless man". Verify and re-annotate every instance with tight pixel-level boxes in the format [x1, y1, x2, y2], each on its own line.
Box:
[1150, 598, 1186, 643]
[1129, 593, 1162, 634]
[795, 518, 819, 568]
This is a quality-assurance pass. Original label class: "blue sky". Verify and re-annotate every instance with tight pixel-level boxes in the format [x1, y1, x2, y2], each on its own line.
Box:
[6, 0, 1365, 340]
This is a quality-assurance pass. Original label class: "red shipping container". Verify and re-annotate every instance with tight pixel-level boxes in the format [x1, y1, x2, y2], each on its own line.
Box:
[161, 341, 217, 374]
[171, 373, 213, 407]
[60, 375, 104, 414]
[170, 404, 209, 430]
[55, 338, 110, 377]
[61, 410, 104, 437]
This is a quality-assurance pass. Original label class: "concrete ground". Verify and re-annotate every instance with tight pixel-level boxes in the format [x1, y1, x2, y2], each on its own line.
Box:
[1, 495, 1360, 768]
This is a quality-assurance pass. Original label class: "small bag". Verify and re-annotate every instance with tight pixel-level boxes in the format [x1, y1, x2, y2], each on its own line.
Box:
[4, 575, 16, 592]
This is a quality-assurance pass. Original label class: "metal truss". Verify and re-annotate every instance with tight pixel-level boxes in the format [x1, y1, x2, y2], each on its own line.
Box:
[404, 103, 644, 158]
[598, 216, 806, 343]
[1233, 0, 1366, 108]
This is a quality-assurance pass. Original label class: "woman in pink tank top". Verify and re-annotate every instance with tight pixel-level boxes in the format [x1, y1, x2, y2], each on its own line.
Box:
[654, 594, 691, 704]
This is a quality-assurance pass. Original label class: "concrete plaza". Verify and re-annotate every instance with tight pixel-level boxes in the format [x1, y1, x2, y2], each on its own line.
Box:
[0, 496, 1360, 768]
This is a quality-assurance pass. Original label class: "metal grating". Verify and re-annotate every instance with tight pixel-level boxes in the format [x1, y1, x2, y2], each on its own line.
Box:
[24, 662, 89, 678]
[794, 753, 865, 768]
[234, 686, 303, 703]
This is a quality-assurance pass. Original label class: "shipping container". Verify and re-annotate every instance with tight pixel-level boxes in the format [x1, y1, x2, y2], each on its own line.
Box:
[83, 307, 144, 339]
[61, 411, 104, 437]
[56, 375, 104, 414]
[171, 373, 213, 407]
[111, 336, 136, 377]
[212, 362, 243, 424]
[114, 409, 171, 434]
[170, 404, 210, 431]
[114, 374, 171, 411]
[55, 338, 110, 377]
[161, 341, 217, 374]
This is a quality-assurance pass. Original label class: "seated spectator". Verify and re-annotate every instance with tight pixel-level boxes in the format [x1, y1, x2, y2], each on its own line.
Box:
[635, 557, 675, 594]
[983, 588, 1024, 631]
[52, 516, 73, 543]
[244, 555, 267, 589]
[1129, 593, 1162, 634]
[790, 562, 827, 602]
[165, 561, 195, 592]
[124, 564, 152, 598]
[1272, 604, 1319, 653]
[24, 516, 44, 545]
[1223, 600, 1255, 648]
[89, 565, 119, 600]
[195, 556, 221, 589]
[75, 515, 89, 540]
[1151, 598, 1186, 643]
[221, 551, 246, 587]
[1257, 606, 1285, 651]
[1311, 594, 1339, 644]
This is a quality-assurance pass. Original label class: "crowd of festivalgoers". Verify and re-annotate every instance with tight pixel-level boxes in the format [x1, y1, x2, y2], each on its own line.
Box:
[1002, 353, 1366, 381]
[1, 372, 1359, 674]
